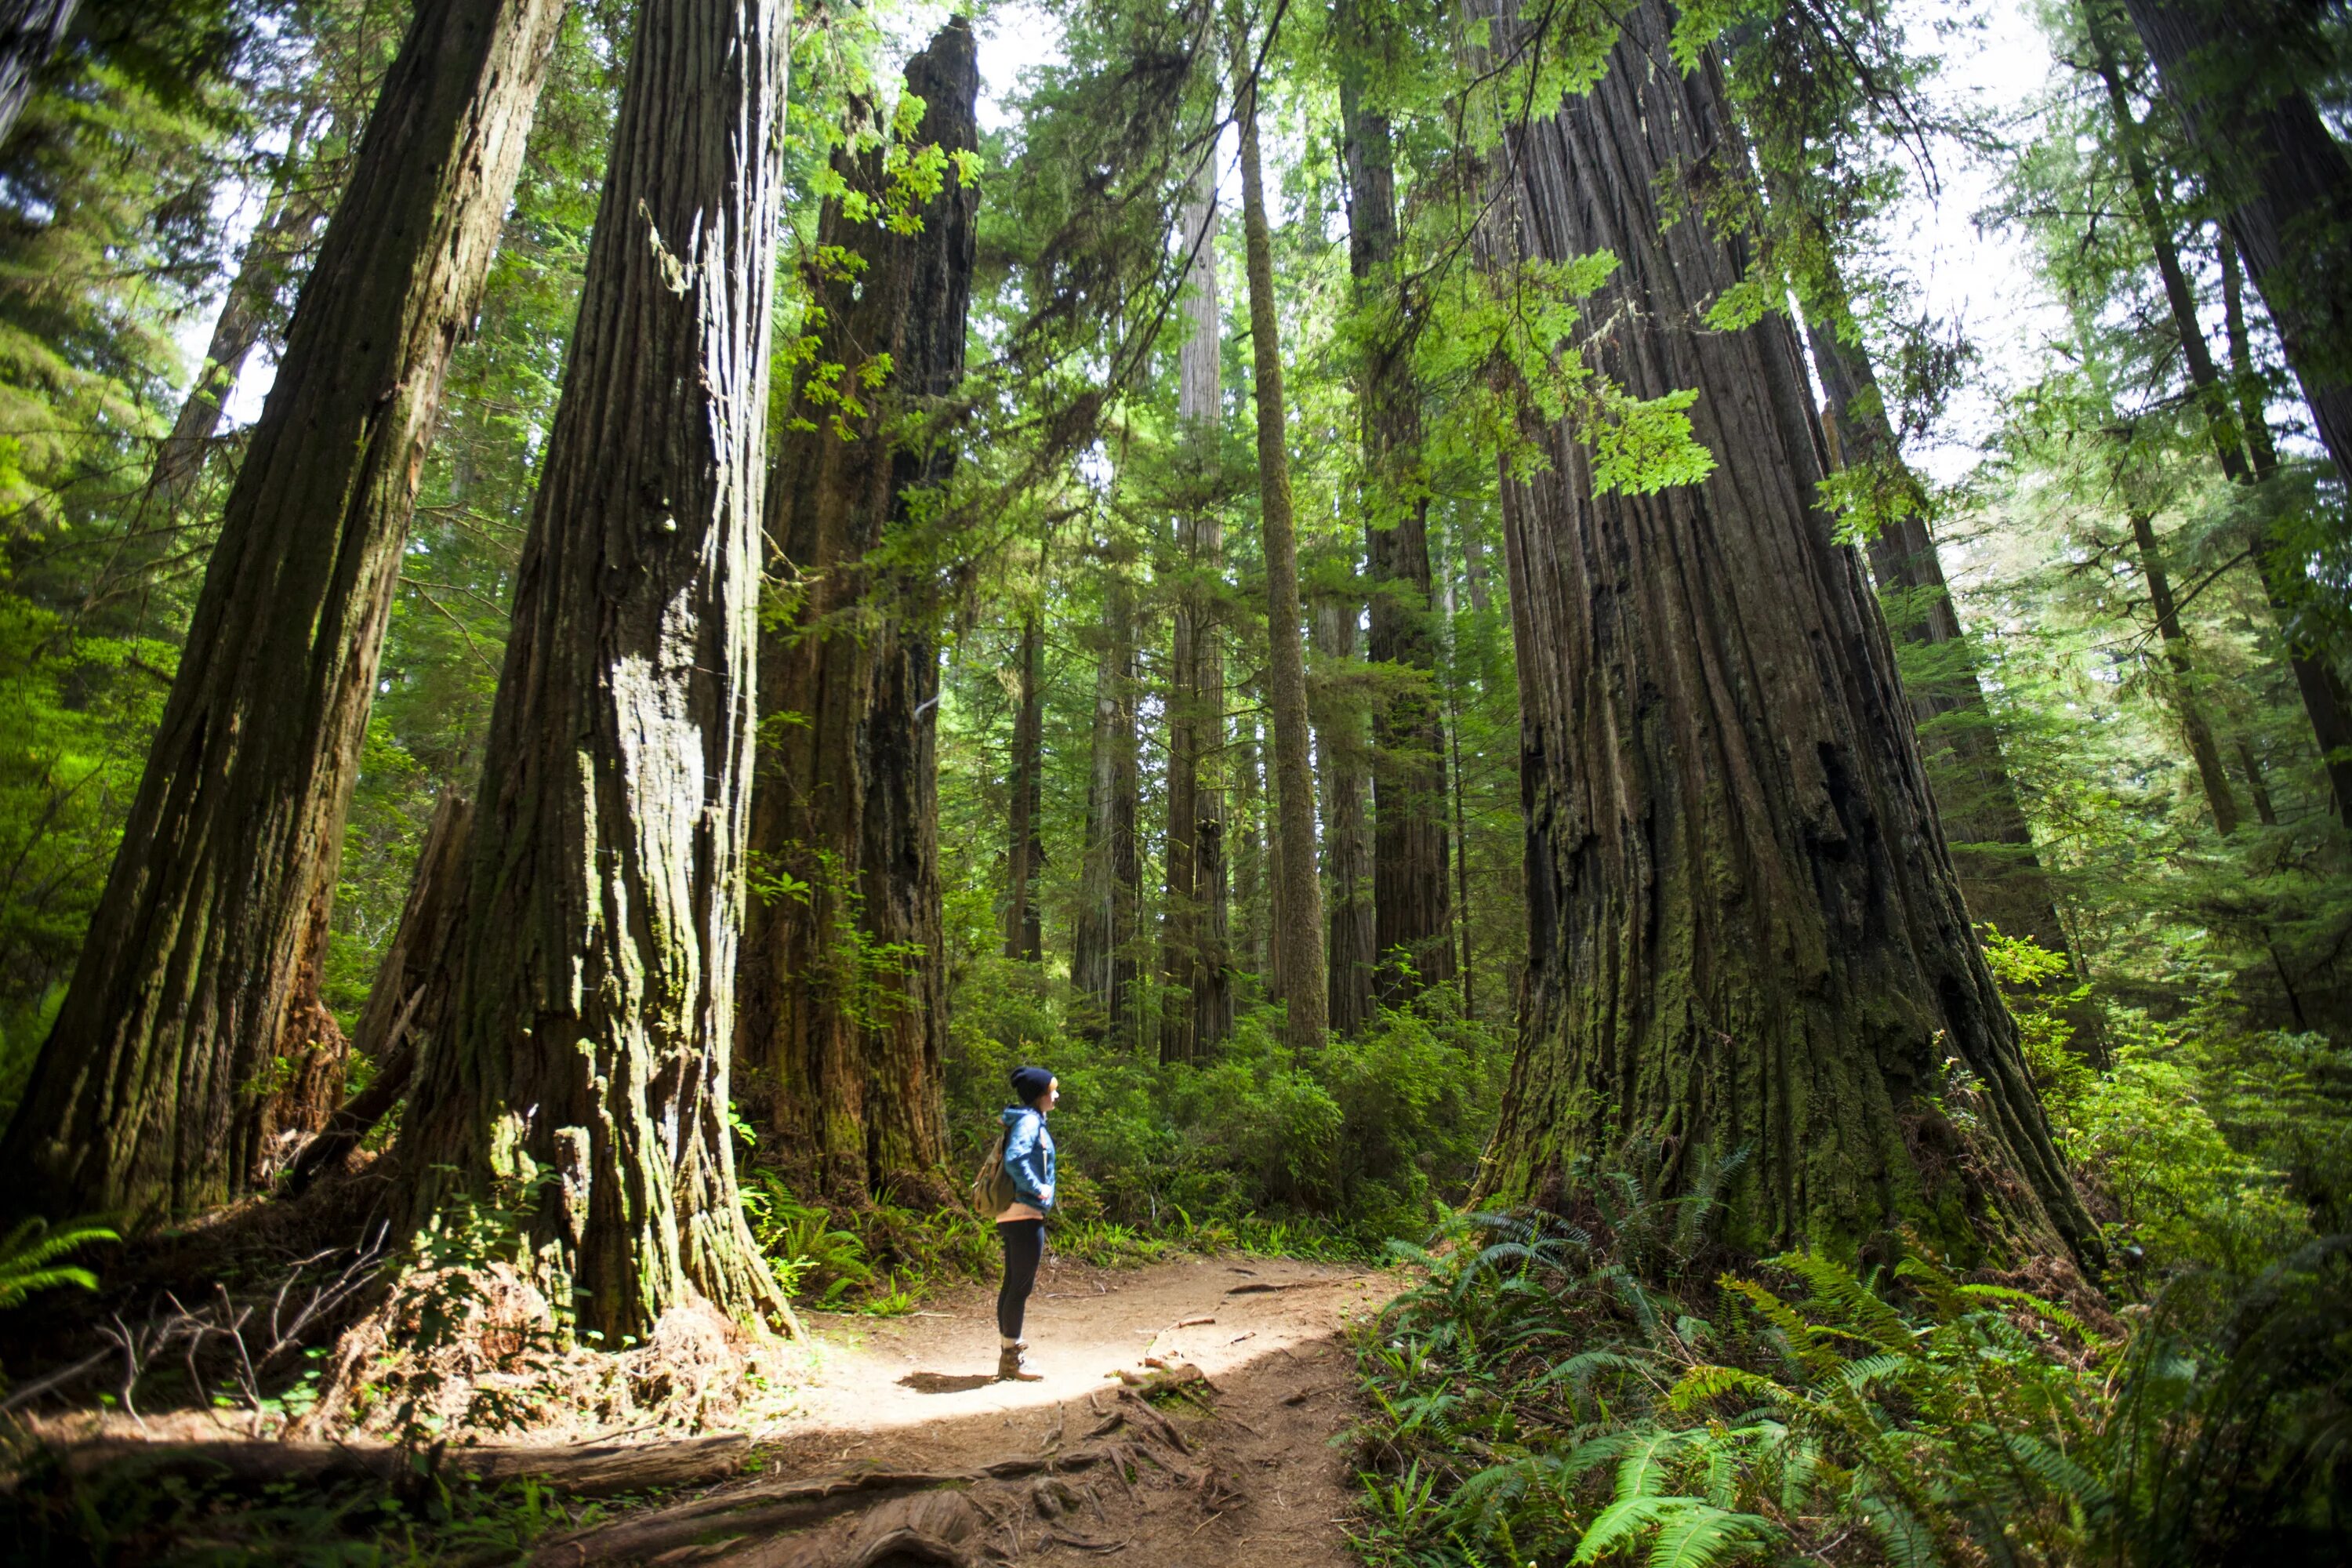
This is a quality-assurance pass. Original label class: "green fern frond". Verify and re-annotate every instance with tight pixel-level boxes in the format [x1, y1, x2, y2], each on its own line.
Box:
[1646, 1501, 1777, 1568]
[1951, 1281, 2090, 1344]
[0, 1216, 117, 1308]
[1857, 1492, 1939, 1568]
[1773, 1250, 1916, 1352]
[1667, 1363, 1785, 1412]
[1574, 1494, 1672, 1563]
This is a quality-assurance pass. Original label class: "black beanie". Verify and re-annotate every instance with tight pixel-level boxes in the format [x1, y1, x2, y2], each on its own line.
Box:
[1011, 1065, 1054, 1105]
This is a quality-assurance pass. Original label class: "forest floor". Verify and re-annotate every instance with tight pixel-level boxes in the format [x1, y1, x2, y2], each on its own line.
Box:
[11, 1249, 1396, 1565]
[663, 1250, 1394, 1566]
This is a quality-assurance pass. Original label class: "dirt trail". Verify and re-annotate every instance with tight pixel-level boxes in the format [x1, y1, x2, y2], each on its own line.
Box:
[574, 1251, 1396, 1566]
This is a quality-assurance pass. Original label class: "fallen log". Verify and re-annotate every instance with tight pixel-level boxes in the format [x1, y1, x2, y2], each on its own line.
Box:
[56, 1431, 750, 1497]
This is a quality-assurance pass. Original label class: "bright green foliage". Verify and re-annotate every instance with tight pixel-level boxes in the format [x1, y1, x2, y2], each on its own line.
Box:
[0, 1214, 115, 1311]
[938, 946, 1510, 1255]
[0, 601, 169, 1096]
[1356, 1185, 2350, 1566]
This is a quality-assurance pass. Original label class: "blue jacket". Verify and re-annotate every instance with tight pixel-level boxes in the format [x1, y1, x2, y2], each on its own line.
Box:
[1000, 1105, 1055, 1210]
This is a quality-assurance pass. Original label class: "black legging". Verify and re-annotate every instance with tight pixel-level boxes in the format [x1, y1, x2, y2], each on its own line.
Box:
[996, 1218, 1045, 1339]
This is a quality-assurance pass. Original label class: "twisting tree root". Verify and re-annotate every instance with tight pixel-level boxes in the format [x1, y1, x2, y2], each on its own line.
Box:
[530, 1380, 1239, 1566]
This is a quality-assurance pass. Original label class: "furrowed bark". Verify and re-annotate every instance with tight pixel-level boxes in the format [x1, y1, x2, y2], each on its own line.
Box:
[1005, 615, 1046, 963]
[1471, 0, 2095, 1264]
[1160, 176, 1232, 1062]
[1236, 56, 1327, 1050]
[1074, 576, 1142, 1047]
[398, 0, 792, 1339]
[0, 0, 566, 1225]
[0, 0, 75, 151]
[285, 790, 473, 1193]
[2087, 5, 2352, 826]
[735, 23, 978, 1206]
[1802, 293, 2077, 962]
[1336, 9, 1456, 1005]
[1312, 595, 1375, 1036]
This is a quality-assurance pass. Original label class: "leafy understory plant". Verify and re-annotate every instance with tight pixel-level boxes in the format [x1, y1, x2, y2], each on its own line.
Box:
[1349, 1187, 2122, 1568]
[0, 1216, 116, 1310]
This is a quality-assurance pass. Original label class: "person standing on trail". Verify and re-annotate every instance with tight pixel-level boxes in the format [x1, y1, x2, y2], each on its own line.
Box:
[996, 1065, 1057, 1381]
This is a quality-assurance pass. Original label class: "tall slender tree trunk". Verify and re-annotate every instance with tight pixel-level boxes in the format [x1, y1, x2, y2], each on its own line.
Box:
[1161, 175, 1232, 1062]
[734, 23, 976, 1207]
[1802, 291, 2076, 960]
[1312, 595, 1375, 1035]
[1005, 615, 1047, 962]
[2121, 0, 2352, 490]
[1233, 710, 1265, 985]
[2089, 5, 2352, 826]
[1236, 56, 1326, 1050]
[0, 0, 75, 151]
[1337, 7, 1454, 1004]
[2129, 508, 2243, 832]
[1472, 0, 2094, 1262]
[1074, 575, 1142, 1047]
[398, 0, 791, 1340]
[0, 0, 566, 1226]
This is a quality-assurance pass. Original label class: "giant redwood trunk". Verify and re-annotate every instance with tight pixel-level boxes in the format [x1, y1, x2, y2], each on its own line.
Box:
[1160, 178, 1232, 1062]
[1473, 0, 2095, 1263]
[1805, 304, 2077, 960]
[735, 23, 978, 1203]
[0, 0, 565, 1225]
[2122, 0, 2352, 498]
[0, 1, 74, 151]
[1074, 576, 1142, 1047]
[1236, 62, 1327, 1050]
[399, 0, 790, 1339]
[1337, 0, 1454, 1004]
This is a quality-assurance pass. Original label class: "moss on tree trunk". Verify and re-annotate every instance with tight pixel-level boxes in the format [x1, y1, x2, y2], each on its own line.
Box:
[1472, 0, 2096, 1266]
[399, 0, 791, 1340]
[0, 0, 565, 1225]
[733, 22, 978, 1207]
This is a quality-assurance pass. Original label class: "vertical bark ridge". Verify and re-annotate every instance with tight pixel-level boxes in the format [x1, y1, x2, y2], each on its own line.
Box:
[401, 0, 793, 1338]
[0, 0, 567, 1225]
[1800, 288, 2076, 964]
[735, 22, 978, 1205]
[1472, 0, 2094, 1263]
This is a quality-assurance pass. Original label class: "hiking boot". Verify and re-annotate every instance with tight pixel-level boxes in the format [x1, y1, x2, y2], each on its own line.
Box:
[996, 1342, 1039, 1381]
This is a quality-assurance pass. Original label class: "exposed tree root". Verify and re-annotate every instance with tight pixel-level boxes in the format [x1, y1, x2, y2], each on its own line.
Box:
[49, 1432, 750, 1496]
[530, 1381, 1232, 1566]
